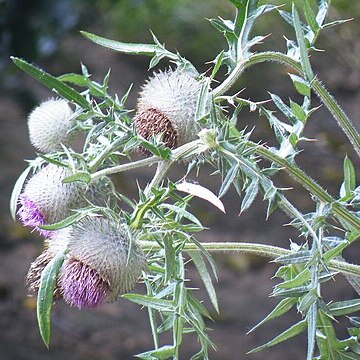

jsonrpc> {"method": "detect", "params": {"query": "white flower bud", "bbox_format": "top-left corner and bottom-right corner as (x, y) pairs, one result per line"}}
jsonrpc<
(28, 98), (74, 153)
(136, 69), (202, 152)
(18, 164), (86, 236)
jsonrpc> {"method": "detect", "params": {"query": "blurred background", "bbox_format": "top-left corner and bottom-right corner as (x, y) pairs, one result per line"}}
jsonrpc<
(0, 0), (359, 359)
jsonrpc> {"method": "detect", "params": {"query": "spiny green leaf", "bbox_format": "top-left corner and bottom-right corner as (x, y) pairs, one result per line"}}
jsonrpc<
(37, 253), (65, 347)
(10, 164), (32, 220)
(195, 78), (211, 122)
(303, 0), (319, 34)
(57, 73), (89, 86)
(62, 171), (92, 184)
(163, 236), (175, 283)
(81, 31), (158, 56)
(11, 57), (89, 109)
(269, 92), (297, 125)
(39, 212), (85, 231)
(219, 164), (239, 198)
(344, 155), (356, 196)
(275, 250), (311, 265)
(329, 299), (360, 317)
(189, 251), (219, 313)
(123, 294), (174, 311)
(248, 297), (297, 333)
(135, 345), (176, 360)
(289, 74), (311, 98)
(248, 319), (307, 353)
(240, 178), (259, 214)
(160, 204), (202, 228)
(292, 5), (314, 81)
(187, 291), (213, 320)
(277, 268), (311, 289)
(290, 100), (307, 123)
(298, 288), (318, 314)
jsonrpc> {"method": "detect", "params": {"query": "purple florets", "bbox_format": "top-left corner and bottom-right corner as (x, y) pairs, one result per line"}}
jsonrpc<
(17, 194), (51, 237)
(59, 258), (110, 309)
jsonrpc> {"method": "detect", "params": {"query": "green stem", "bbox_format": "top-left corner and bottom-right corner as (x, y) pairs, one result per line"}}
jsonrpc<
(214, 51), (360, 159)
(144, 138), (206, 196)
(141, 241), (360, 277)
(88, 135), (130, 172)
(251, 143), (360, 232)
(144, 161), (172, 197)
(91, 155), (160, 180)
(311, 78), (360, 158)
(91, 138), (205, 181)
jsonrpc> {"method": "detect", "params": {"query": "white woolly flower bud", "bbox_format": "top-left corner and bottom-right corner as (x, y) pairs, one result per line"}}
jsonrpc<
(58, 217), (146, 309)
(18, 164), (85, 236)
(28, 98), (74, 153)
(136, 69), (202, 152)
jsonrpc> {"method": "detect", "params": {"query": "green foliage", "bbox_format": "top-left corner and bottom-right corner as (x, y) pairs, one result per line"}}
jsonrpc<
(11, 0), (360, 358)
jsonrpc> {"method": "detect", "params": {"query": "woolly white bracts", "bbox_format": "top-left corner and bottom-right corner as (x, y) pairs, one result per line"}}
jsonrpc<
(58, 217), (146, 309)
(28, 98), (74, 153)
(136, 69), (202, 151)
(18, 164), (85, 236)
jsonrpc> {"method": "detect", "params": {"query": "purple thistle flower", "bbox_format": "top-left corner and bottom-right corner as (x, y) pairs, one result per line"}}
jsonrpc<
(17, 194), (51, 237)
(59, 257), (109, 309)
(17, 164), (86, 235)
(25, 230), (70, 299)
(57, 217), (146, 309)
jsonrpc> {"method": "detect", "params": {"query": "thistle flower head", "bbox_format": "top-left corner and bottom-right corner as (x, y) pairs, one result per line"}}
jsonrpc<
(18, 164), (85, 236)
(28, 98), (75, 153)
(136, 69), (202, 151)
(59, 217), (146, 309)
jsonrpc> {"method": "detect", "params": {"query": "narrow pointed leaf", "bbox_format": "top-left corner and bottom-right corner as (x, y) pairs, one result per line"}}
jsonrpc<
(278, 268), (311, 289)
(39, 212), (85, 231)
(304, 0), (319, 34)
(81, 31), (160, 56)
(10, 165), (32, 220)
(135, 345), (176, 360)
(37, 253), (65, 347)
(289, 74), (311, 98)
(344, 155), (356, 195)
(160, 204), (202, 228)
(62, 171), (91, 184)
(189, 251), (219, 313)
(240, 179), (259, 214)
(292, 5), (314, 81)
(123, 294), (174, 311)
(248, 297), (297, 333)
(329, 299), (360, 316)
(11, 57), (89, 109)
(248, 319), (307, 353)
(219, 164), (239, 198)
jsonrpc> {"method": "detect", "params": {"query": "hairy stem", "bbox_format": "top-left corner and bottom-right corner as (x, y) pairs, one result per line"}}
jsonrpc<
(91, 155), (160, 180)
(251, 143), (360, 232)
(214, 51), (360, 159)
(141, 241), (360, 277)
(91, 138), (204, 181)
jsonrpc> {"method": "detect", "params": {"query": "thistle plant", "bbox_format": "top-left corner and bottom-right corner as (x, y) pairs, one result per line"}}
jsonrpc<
(10, 0), (360, 358)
